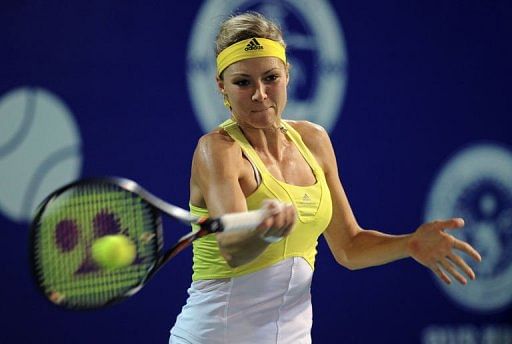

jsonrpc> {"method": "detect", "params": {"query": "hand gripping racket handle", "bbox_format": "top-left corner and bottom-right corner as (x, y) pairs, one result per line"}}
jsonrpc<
(217, 200), (288, 243)
(219, 209), (268, 232)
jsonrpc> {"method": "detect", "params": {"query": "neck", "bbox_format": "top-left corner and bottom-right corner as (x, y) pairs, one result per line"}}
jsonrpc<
(237, 121), (289, 160)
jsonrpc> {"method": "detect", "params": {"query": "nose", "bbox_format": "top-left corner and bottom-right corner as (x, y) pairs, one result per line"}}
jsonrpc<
(251, 82), (268, 102)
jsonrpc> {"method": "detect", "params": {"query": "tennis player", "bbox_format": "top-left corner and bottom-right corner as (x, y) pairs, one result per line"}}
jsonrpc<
(169, 11), (481, 344)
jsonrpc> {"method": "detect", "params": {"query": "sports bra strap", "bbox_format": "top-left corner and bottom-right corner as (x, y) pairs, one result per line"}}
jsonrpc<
(220, 119), (322, 179)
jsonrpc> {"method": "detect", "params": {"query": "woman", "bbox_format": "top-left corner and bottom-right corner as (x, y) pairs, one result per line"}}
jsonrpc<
(170, 11), (481, 344)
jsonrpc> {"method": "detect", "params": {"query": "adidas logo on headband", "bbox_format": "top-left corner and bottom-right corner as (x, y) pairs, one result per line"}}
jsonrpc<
(216, 37), (286, 76)
(245, 38), (264, 51)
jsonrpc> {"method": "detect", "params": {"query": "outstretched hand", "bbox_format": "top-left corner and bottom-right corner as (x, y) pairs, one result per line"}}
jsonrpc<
(407, 218), (482, 285)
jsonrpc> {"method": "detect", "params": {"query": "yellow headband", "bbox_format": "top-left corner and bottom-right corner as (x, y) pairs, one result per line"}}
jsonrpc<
(216, 37), (287, 77)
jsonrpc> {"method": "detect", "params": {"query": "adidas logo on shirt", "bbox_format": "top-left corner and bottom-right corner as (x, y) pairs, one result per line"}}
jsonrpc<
(244, 38), (264, 51)
(302, 193), (312, 202)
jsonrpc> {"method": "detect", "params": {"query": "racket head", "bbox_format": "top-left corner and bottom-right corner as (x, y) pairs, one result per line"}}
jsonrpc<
(29, 177), (163, 310)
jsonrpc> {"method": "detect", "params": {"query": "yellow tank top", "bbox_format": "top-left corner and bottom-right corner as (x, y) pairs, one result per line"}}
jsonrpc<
(190, 119), (332, 280)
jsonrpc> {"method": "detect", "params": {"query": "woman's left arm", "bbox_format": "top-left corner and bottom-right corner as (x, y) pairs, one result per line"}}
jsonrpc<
(296, 121), (481, 285)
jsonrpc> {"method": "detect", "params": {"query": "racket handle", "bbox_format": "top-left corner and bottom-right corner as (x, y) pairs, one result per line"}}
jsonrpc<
(220, 209), (267, 232)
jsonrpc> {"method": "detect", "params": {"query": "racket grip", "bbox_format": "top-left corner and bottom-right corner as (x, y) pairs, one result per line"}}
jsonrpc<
(220, 209), (267, 232)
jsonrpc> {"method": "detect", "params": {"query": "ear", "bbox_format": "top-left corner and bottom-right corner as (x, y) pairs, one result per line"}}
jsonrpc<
(216, 76), (225, 94)
(285, 63), (290, 86)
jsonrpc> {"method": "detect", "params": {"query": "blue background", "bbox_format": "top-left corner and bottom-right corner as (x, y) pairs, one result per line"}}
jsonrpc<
(1, 1), (511, 343)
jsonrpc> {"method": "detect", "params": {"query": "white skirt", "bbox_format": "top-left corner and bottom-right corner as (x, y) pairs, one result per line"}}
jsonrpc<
(170, 257), (313, 344)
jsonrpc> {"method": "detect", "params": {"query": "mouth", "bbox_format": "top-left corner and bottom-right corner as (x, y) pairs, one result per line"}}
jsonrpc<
(251, 107), (272, 113)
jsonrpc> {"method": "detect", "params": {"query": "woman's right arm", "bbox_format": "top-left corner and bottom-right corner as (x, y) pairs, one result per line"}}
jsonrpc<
(190, 131), (295, 267)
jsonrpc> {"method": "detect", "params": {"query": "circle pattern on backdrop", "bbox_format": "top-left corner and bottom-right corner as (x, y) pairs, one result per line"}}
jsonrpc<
(0, 87), (83, 223)
(425, 143), (512, 313)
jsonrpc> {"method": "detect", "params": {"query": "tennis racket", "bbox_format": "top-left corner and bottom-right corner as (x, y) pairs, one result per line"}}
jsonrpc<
(29, 177), (268, 310)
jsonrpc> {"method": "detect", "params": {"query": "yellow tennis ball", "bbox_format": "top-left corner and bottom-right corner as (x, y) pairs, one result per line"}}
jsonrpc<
(91, 235), (136, 270)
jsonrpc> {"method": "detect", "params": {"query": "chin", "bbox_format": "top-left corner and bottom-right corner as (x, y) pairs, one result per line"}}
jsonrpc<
(236, 109), (279, 128)
(253, 114), (278, 127)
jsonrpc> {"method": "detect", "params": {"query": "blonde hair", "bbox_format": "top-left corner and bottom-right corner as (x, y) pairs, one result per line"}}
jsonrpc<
(215, 12), (286, 58)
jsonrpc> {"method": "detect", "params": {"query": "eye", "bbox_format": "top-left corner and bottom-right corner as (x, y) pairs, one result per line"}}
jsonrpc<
(233, 79), (250, 87)
(264, 74), (280, 82)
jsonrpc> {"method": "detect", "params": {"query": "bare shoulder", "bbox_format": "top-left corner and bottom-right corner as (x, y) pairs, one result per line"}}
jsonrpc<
(190, 129), (248, 209)
(193, 128), (243, 174)
(285, 120), (336, 172)
(288, 118), (328, 134)
(196, 128), (236, 152)
(286, 120), (331, 151)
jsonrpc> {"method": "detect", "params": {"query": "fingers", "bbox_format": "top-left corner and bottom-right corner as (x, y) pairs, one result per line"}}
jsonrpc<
(430, 218), (482, 281)
(258, 200), (296, 242)
(435, 218), (481, 263)
(281, 203), (296, 236)
(435, 218), (465, 230)
(432, 264), (452, 285)
(432, 248), (479, 285)
(438, 258), (467, 285)
(262, 199), (284, 216)
(448, 253), (476, 281)
(453, 239), (482, 263)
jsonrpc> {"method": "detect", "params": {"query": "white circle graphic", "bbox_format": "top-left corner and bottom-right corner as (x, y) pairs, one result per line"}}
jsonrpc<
(186, 0), (347, 133)
(0, 87), (82, 223)
(425, 143), (512, 312)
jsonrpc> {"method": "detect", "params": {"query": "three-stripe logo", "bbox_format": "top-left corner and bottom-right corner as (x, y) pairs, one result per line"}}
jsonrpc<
(244, 38), (264, 51)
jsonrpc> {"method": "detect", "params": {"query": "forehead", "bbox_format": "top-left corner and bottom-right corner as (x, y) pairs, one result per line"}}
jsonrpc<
(224, 57), (286, 76)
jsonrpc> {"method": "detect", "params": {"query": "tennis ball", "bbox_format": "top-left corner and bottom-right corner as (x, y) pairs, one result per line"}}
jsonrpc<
(91, 235), (136, 270)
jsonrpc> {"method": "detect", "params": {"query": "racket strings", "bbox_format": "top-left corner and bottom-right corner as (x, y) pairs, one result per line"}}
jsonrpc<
(33, 182), (161, 309)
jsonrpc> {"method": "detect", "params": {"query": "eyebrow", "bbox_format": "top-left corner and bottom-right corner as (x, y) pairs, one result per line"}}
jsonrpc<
(229, 68), (280, 77)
